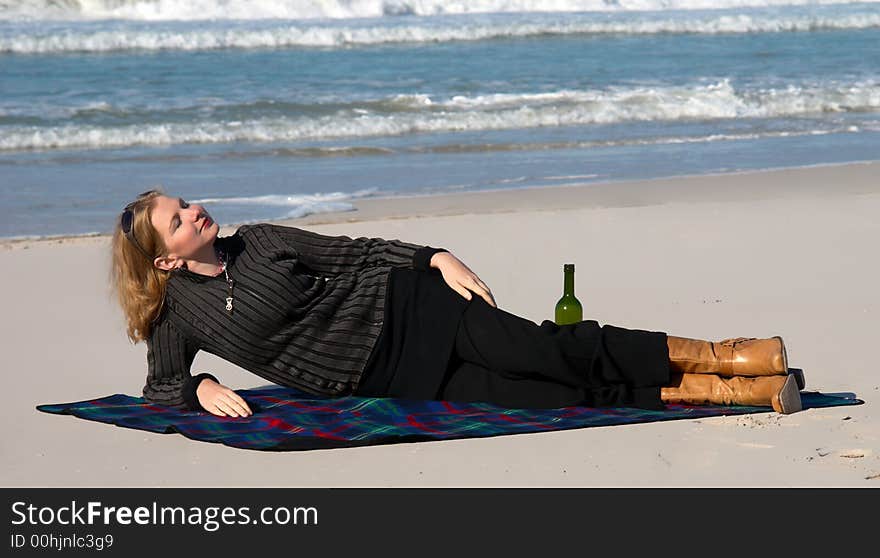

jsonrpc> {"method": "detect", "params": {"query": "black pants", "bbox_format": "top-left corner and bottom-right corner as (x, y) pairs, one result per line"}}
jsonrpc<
(438, 296), (671, 410)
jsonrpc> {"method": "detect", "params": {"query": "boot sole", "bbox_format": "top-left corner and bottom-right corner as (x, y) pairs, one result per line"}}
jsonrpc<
(773, 335), (805, 390)
(771, 374), (802, 415)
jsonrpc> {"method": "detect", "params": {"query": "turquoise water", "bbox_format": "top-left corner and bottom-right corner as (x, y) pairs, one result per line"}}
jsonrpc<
(1, 1), (879, 238)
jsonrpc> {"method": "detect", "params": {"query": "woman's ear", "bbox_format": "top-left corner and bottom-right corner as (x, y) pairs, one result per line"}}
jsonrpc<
(153, 254), (181, 272)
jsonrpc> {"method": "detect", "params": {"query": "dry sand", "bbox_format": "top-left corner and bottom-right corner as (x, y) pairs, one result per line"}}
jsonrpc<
(2, 161), (877, 487)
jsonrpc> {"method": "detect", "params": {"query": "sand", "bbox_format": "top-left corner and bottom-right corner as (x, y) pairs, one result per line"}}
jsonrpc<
(2, 161), (878, 487)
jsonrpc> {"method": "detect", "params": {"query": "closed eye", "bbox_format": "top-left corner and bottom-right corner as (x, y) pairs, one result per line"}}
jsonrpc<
(171, 197), (190, 232)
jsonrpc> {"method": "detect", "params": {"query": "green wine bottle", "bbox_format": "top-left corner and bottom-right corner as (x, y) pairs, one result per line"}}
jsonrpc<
(555, 263), (583, 325)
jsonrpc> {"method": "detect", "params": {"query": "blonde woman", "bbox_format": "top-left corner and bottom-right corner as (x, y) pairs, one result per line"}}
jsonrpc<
(110, 189), (803, 419)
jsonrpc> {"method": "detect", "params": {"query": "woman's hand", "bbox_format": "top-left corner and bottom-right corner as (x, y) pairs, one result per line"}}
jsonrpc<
(430, 252), (497, 308)
(197, 379), (252, 417)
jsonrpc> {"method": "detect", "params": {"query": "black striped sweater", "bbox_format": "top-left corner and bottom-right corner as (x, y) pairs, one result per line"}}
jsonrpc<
(142, 223), (446, 411)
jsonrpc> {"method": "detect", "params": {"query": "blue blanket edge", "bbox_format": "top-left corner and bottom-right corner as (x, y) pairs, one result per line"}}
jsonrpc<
(35, 389), (864, 452)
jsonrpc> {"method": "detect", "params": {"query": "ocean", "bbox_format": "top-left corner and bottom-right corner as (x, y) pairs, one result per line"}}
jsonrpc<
(1, 0), (878, 239)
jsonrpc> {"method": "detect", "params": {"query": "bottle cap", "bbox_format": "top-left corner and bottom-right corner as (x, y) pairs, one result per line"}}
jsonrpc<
(564, 263), (574, 272)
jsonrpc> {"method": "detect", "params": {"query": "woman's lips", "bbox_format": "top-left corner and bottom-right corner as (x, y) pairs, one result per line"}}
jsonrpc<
(201, 216), (212, 232)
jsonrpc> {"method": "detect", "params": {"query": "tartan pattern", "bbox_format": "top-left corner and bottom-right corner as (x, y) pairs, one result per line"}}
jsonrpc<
(36, 386), (862, 452)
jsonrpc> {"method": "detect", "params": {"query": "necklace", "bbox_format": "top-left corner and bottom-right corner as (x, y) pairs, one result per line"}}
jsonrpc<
(216, 245), (234, 315)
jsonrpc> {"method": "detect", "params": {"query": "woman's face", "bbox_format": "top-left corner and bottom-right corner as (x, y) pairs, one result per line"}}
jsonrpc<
(149, 194), (218, 269)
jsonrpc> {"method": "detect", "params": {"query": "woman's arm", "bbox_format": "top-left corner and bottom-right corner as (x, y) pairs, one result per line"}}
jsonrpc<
(143, 318), (202, 410)
(261, 223), (494, 305)
(262, 223), (446, 275)
(144, 318), (251, 417)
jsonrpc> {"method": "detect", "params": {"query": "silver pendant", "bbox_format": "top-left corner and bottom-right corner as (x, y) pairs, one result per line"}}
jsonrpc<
(226, 297), (234, 312)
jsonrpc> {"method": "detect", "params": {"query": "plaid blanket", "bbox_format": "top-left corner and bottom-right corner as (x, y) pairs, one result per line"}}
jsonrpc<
(36, 385), (862, 451)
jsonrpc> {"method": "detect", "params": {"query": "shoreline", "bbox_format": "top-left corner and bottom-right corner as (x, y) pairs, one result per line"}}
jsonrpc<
(3, 159), (877, 251)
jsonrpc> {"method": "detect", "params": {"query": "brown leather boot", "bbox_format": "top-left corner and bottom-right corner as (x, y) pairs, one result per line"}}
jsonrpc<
(666, 335), (803, 388)
(660, 373), (802, 414)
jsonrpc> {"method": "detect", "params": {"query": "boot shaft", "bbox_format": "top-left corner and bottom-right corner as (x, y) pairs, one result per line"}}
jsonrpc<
(666, 335), (789, 377)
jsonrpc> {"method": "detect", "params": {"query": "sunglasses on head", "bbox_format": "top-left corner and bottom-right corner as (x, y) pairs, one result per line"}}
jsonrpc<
(120, 189), (160, 261)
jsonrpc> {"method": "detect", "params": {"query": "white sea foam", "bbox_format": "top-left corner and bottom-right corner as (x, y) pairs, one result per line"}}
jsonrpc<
(1, 1), (876, 22)
(190, 188), (379, 219)
(3, 11), (879, 53)
(2, 80), (877, 151)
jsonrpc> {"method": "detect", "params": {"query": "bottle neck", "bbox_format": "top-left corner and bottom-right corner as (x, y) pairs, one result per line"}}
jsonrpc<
(563, 270), (575, 296)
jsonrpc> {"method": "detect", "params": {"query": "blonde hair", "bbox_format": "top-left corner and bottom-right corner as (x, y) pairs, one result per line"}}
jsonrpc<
(109, 188), (171, 343)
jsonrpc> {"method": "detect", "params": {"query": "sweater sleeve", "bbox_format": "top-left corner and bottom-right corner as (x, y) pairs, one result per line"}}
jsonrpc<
(264, 223), (447, 274)
(143, 316), (213, 412)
